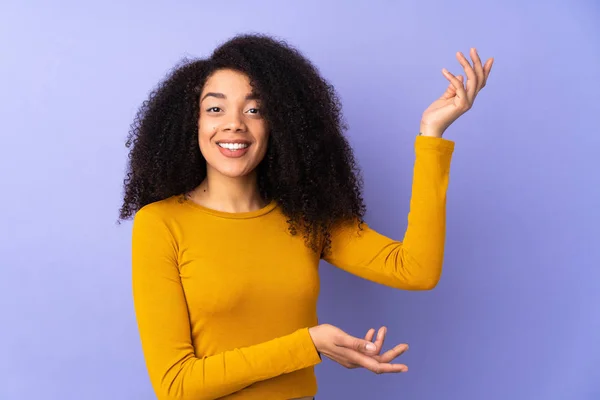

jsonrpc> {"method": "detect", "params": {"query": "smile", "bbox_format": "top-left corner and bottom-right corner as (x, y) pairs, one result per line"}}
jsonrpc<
(216, 141), (252, 159)
(217, 142), (250, 150)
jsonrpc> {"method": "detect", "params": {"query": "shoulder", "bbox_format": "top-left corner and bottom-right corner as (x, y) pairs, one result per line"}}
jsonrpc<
(139, 194), (185, 214)
(134, 195), (186, 227)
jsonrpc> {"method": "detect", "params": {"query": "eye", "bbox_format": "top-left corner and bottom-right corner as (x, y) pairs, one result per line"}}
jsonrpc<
(206, 107), (221, 113)
(247, 108), (260, 114)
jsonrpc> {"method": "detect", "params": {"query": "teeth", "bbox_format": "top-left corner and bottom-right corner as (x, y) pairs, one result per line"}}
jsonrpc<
(218, 142), (249, 150)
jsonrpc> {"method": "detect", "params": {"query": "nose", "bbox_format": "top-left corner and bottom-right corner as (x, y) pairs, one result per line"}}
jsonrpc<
(223, 111), (247, 132)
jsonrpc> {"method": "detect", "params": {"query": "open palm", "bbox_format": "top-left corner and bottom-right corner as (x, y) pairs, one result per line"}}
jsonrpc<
(420, 48), (494, 137)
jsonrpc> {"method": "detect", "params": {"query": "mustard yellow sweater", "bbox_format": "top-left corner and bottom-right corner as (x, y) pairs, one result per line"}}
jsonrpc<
(131, 135), (454, 400)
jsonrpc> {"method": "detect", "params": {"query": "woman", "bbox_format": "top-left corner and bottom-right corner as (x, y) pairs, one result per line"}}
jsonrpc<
(119, 34), (493, 400)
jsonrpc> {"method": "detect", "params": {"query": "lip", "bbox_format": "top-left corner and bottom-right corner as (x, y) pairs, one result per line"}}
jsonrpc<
(216, 139), (252, 145)
(216, 140), (251, 158)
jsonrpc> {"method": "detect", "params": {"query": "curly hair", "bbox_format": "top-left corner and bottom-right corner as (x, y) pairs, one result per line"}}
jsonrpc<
(119, 33), (366, 253)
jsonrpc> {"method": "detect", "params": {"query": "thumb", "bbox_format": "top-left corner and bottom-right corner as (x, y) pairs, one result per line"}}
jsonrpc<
(343, 335), (378, 354)
(442, 74), (464, 99)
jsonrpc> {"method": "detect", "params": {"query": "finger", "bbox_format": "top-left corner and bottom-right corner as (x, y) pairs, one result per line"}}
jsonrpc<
(373, 327), (386, 355)
(371, 362), (408, 374)
(375, 343), (409, 363)
(469, 48), (485, 93)
(338, 333), (378, 355)
(364, 328), (375, 343)
(481, 58), (494, 89)
(455, 51), (477, 102)
(441, 74), (464, 99)
(442, 69), (468, 105)
(356, 354), (408, 374)
(339, 347), (408, 374)
(450, 74), (464, 86)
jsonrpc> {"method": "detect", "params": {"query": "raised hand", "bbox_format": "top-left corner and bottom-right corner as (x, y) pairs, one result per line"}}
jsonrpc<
(420, 47), (494, 137)
(308, 324), (408, 374)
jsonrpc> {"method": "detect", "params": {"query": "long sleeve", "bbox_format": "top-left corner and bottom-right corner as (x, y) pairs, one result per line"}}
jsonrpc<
(131, 208), (322, 400)
(323, 135), (455, 290)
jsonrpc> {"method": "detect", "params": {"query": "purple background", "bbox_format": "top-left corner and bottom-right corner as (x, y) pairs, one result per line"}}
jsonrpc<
(1, 1), (599, 399)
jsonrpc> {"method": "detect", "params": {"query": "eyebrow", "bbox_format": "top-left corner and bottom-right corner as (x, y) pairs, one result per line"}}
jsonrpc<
(201, 92), (260, 102)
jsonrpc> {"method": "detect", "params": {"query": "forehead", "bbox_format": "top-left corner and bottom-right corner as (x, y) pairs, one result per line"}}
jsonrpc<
(202, 69), (254, 94)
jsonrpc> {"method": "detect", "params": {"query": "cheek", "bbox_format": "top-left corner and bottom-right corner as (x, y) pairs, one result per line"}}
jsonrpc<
(198, 124), (217, 153)
(255, 122), (269, 145)
(255, 130), (269, 158)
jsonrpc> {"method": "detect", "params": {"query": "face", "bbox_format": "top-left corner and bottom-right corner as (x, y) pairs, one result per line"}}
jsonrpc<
(198, 69), (269, 180)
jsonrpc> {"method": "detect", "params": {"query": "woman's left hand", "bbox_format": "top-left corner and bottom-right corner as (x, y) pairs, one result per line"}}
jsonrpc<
(419, 47), (494, 138)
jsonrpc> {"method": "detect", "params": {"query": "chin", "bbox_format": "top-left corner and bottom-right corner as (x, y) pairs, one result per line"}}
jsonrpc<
(217, 168), (255, 179)
(207, 162), (258, 179)
(203, 147), (265, 180)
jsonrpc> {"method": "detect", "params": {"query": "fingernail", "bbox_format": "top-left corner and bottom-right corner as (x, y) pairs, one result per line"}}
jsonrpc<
(366, 343), (376, 351)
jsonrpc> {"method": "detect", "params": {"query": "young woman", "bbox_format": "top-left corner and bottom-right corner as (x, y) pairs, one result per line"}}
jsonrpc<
(119, 34), (493, 400)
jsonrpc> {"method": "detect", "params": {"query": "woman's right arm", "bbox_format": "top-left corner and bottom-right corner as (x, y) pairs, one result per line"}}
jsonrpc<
(131, 208), (322, 400)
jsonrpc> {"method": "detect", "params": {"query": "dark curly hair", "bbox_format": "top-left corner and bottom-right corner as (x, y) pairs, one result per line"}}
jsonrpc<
(118, 33), (366, 253)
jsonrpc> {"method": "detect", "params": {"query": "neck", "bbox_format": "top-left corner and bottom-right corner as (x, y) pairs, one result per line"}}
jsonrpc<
(190, 169), (266, 213)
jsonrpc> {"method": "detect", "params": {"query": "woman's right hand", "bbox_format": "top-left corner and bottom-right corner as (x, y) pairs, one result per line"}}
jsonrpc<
(308, 324), (408, 374)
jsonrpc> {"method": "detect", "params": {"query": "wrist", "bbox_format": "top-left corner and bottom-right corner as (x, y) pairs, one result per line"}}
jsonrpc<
(308, 325), (322, 351)
(419, 123), (445, 138)
(309, 328), (323, 360)
(308, 326), (318, 345)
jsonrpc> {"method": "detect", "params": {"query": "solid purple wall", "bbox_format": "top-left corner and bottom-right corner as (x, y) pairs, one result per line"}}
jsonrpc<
(1, 0), (598, 399)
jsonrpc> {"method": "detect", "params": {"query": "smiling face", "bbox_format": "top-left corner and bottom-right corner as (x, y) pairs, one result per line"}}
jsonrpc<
(198, 69), (269, 180)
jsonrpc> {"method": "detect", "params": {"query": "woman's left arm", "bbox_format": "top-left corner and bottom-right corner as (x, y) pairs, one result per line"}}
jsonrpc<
(323, 135), (454, 290)
(323, 47), (493, 290)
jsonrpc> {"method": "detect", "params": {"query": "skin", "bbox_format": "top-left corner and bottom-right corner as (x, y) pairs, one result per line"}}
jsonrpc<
(189, 49), (494, 375)
(420, 48), (494, 137)
(190, 68), (269, 213)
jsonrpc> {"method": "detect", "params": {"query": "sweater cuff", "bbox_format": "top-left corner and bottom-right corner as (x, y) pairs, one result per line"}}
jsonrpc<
(291, 328), (322, 367)
(415, 134), (455, 153)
